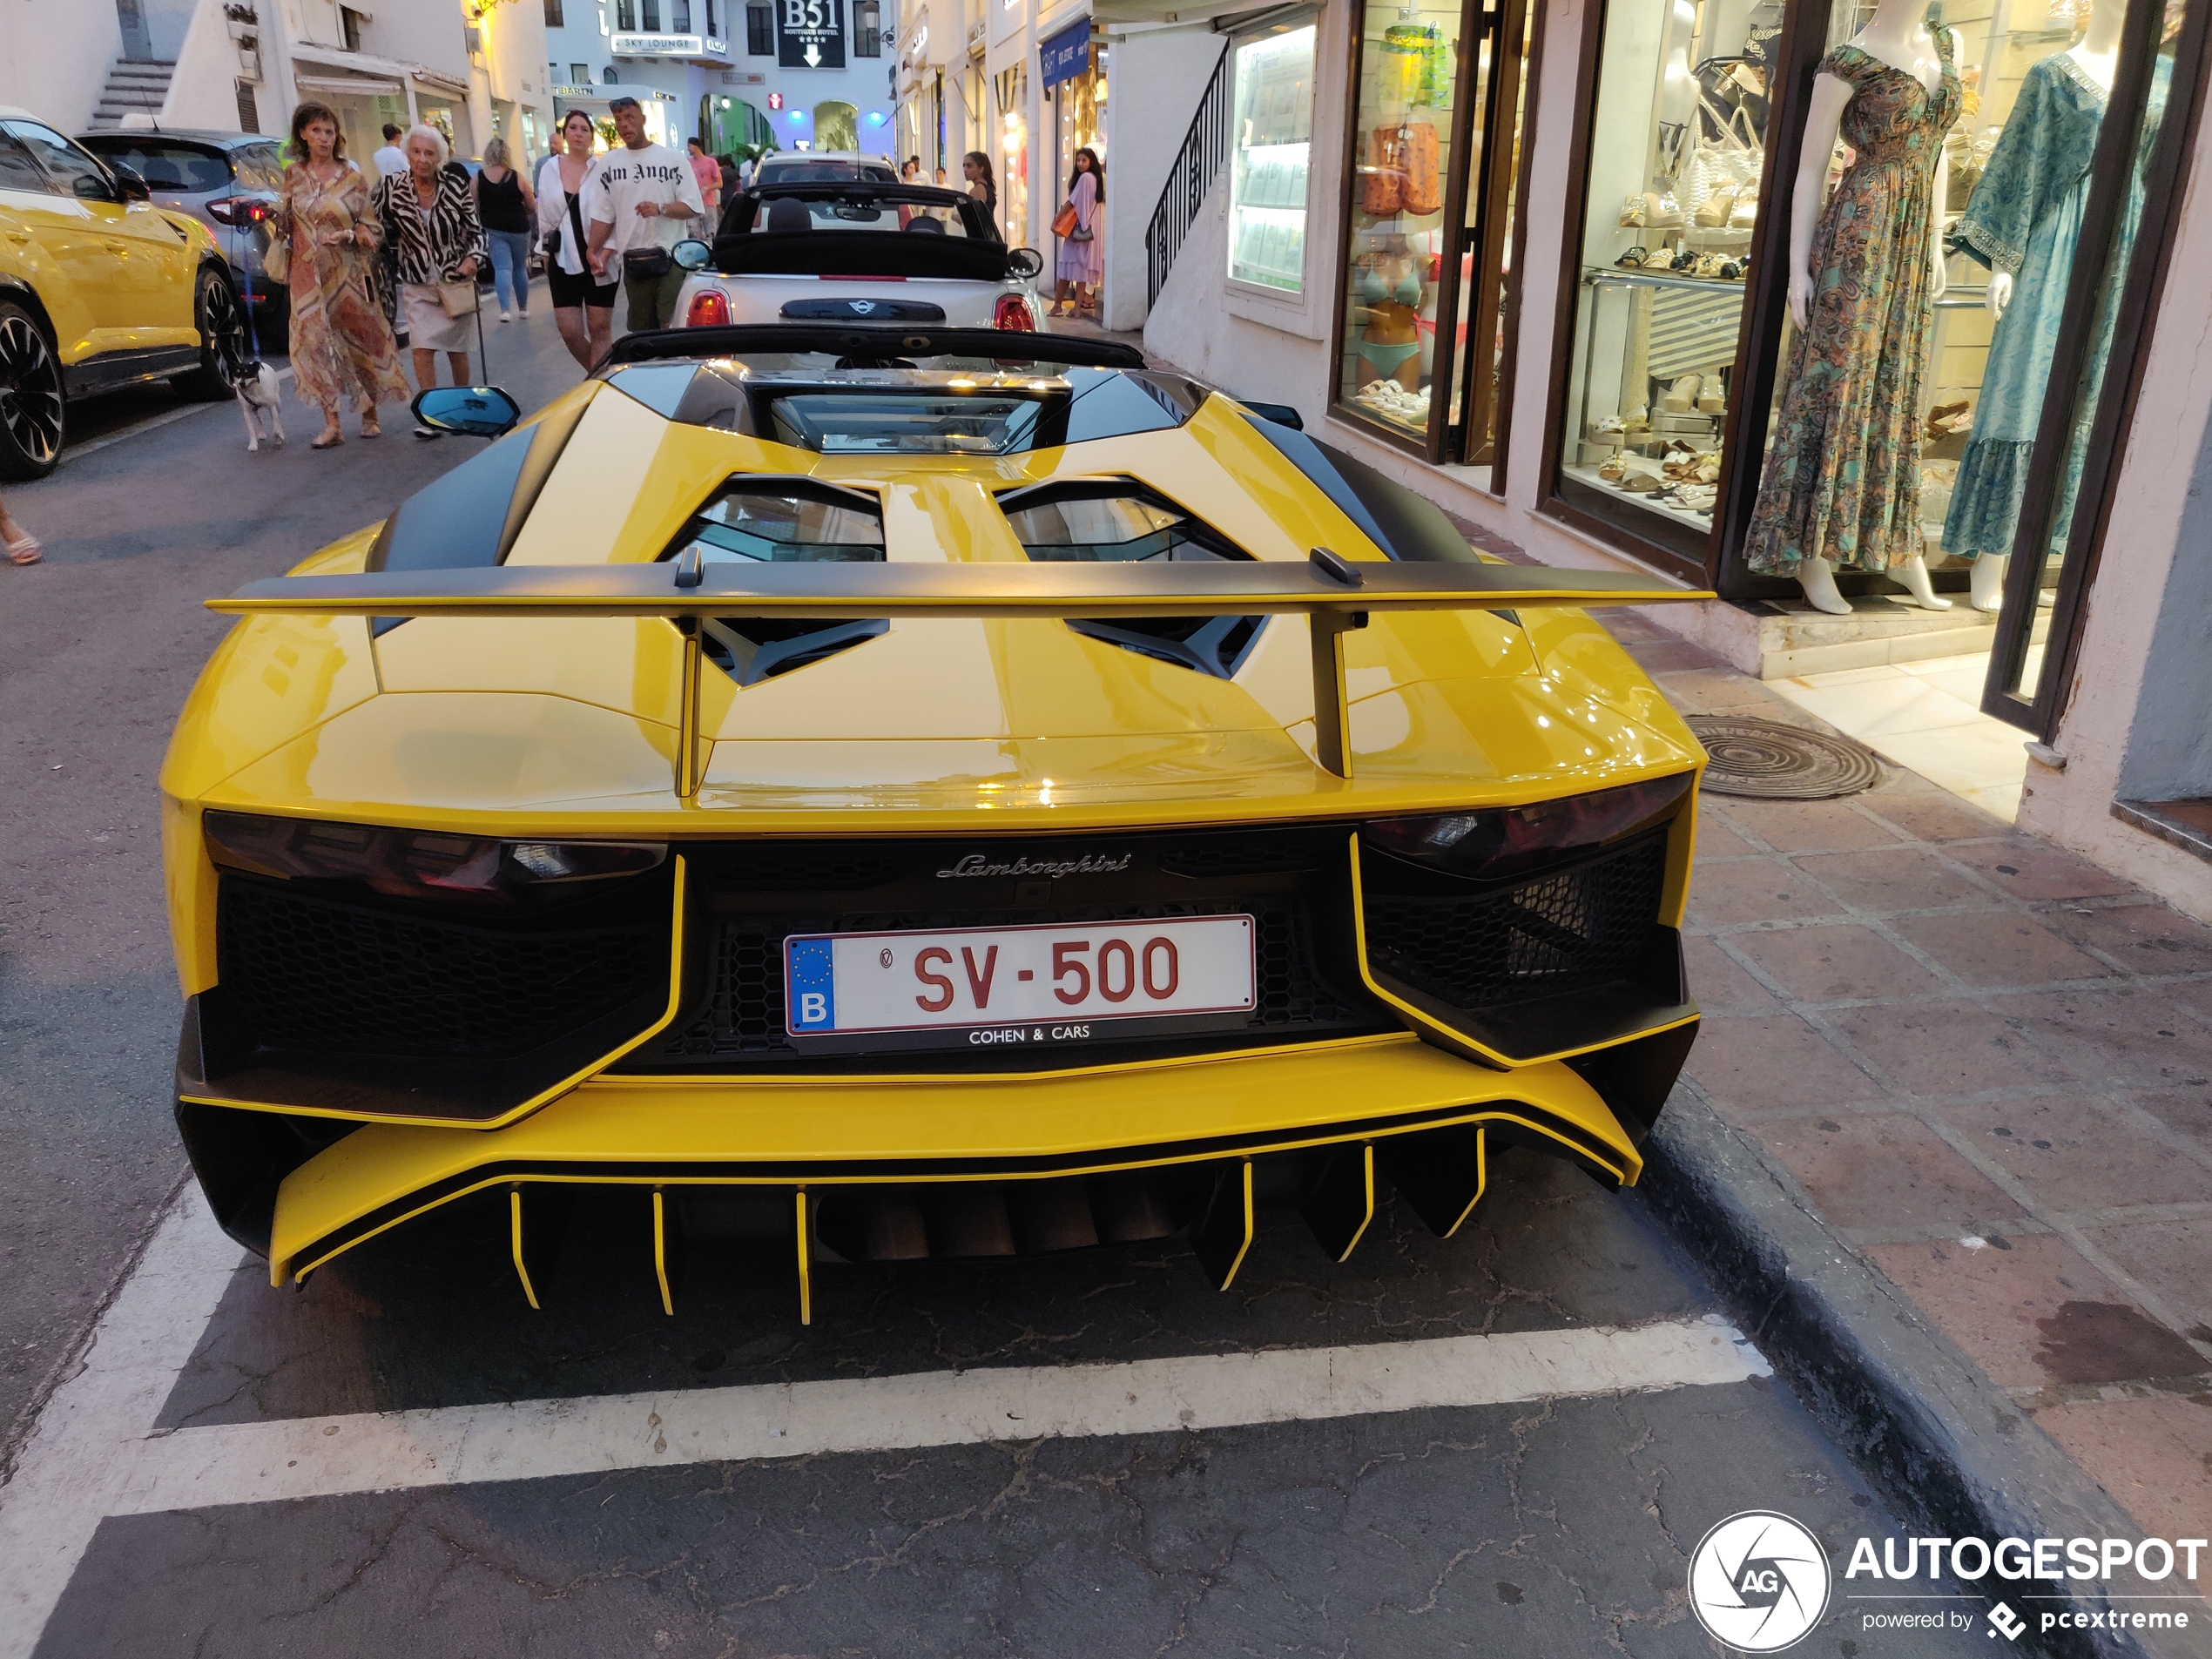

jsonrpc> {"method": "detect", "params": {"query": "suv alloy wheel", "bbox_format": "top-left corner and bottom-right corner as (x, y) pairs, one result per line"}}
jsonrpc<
(172, 264), (246, 401)
(0, 300), (64, 480)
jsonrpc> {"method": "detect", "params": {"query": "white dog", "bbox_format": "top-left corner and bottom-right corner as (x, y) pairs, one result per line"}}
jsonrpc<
(229, 358), (285, 452)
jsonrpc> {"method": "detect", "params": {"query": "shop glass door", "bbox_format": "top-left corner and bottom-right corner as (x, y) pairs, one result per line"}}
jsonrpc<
(1445, 0), (1529, 474)
(1334, 0), (1528, 457)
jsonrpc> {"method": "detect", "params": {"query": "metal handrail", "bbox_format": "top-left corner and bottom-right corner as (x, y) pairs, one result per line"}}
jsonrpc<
(1144, 44), (1232, 311)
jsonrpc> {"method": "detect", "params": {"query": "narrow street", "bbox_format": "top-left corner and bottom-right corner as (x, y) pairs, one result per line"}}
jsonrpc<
(0, 317), (1993, 1656)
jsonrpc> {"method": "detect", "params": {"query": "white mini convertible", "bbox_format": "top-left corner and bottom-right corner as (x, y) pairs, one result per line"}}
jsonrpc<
(671, 182), (1048, 334)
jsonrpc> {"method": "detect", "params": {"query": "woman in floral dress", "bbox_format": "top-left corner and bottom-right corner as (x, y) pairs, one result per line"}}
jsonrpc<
(1745, 27), (1960, 577)
(272, 100), (408, 449)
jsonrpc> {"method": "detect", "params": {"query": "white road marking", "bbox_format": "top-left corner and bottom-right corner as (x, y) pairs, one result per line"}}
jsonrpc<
(118, 1316), (1766, 1515)
(0, 1184), (1770, 1658)
(0, 1188), (241, 1659)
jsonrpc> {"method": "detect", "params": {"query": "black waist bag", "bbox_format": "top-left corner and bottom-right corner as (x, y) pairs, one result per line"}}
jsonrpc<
(624, 246), (674, 279)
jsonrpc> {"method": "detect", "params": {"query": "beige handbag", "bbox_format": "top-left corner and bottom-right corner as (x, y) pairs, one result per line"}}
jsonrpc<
(436, 276), (479, 318)
(262, 225), (290, 286)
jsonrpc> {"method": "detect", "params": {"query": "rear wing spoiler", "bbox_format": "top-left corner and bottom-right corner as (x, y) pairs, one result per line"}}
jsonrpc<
(210, 550), (1711, 784)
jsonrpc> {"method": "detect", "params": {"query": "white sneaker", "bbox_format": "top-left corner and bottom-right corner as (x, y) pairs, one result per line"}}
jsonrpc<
(499, 309), (512, 323)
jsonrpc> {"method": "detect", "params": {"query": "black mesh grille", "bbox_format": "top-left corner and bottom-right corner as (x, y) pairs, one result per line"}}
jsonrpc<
(656, 897), (1359, 1063)
(1364, 833), (1669, 1011)
(217, 878), (667, 1059)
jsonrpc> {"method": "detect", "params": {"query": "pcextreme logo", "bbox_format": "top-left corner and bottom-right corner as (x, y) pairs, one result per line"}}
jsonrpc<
(1688, 1511), (1832, 1652)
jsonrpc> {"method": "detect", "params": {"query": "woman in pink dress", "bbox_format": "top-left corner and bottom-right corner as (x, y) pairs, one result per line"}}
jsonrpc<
(1052, 148), (1103, 318)
(271, 101), (408, 449)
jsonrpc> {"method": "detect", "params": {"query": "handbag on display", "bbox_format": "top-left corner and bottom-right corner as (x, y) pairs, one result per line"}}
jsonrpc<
(1361, 126), (1405, 216)
(1399, 121), (1441, 216)
(436, 276), (479, 318)
(1052, 201), (1080, 238)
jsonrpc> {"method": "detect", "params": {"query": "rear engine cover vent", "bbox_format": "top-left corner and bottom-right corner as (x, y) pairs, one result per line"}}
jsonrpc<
(998, 479), (1266, 679)
(661, 477), (889, 685)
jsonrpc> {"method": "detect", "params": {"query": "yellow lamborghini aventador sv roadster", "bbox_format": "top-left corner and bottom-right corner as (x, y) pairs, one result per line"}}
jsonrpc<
(165, 326), (1710, 1317)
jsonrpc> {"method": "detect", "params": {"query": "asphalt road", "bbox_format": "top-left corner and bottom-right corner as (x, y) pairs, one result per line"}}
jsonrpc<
(0, 301), (1994, 1656)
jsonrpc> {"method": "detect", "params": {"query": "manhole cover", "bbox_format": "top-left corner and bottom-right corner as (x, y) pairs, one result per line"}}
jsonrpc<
(1684, 715), (1882, 799)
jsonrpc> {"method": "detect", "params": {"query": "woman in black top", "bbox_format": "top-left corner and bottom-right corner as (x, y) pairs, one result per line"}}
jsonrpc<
(473, 136), (535, 321)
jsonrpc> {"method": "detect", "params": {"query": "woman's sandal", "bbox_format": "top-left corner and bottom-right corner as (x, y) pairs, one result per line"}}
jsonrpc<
(311, 429), (345, 450)
(360, 418), (381, 439)
(5, 532), (40, 566)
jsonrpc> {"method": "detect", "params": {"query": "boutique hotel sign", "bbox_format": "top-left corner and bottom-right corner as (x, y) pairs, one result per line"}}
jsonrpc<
(610, 32), (732, 58)
(776, 0), (847, 68)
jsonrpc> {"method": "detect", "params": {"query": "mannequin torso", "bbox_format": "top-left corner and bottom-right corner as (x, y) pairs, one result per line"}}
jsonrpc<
(1989, 0), (2121, 322)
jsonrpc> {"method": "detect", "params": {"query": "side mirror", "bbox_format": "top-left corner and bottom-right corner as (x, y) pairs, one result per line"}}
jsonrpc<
(671, 238), (711, 271)
(110, 163), (152, 202)
(1244, 401), (1305, 431)
(71, 172), (116, 202)
(1005, 246), (1042, 280)
(411, 385), (522, 438)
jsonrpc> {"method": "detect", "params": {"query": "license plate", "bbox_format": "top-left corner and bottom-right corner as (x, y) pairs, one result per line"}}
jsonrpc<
(785, 915), (1256, 1038)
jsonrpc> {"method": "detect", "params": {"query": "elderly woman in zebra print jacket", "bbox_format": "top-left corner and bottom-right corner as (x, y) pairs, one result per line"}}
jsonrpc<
(371, 124), (489, 436)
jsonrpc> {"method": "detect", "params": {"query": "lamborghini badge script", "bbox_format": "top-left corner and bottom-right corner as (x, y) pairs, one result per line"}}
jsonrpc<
(936, 853), (1133, 879)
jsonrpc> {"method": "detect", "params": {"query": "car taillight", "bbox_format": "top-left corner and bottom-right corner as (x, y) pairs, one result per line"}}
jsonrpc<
(203, 812), (667, 905)
(1363, 774), (1691, 881)
(686, 289), (730, 327)
(206, 196), (269, 226)
(993, 293), (1036, 331)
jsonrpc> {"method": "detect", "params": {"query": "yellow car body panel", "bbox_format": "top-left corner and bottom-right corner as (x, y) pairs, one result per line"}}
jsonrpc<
(268, 1040), (1642, 1284)
(164, 341), (1710, 1304)
(0, 158), (210, 362)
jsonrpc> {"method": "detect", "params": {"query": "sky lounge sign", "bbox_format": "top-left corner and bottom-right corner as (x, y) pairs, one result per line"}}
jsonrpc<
(610, 32), (730, 58)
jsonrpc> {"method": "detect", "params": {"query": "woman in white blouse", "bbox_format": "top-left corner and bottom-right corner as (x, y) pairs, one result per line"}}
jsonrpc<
(536, 110), (618, 370)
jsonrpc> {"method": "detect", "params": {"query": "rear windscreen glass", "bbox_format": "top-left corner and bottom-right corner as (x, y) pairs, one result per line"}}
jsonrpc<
(80, 140), (231, 191)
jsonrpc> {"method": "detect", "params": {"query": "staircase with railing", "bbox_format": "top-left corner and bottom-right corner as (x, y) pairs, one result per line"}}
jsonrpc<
(1143, 44), (1231, 310)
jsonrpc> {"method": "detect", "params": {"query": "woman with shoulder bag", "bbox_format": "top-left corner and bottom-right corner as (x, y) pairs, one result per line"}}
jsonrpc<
(270, 100), (407, 449)
(1051, 147), (1103, 319)
(537, 111), (618, 369)
(372, 124), (488, 435)
(473, 136), (536, 322)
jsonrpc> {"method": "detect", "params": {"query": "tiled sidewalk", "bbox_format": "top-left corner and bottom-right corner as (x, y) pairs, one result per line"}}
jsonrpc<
(1603, 610), (2212, 1542)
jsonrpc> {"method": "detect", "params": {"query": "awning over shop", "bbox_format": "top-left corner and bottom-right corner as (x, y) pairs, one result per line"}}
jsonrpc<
(1039, 16), (1094, 89)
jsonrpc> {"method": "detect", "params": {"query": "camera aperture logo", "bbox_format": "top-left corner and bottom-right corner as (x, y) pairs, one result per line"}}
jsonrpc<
(1689, 1511), (1832, 1652)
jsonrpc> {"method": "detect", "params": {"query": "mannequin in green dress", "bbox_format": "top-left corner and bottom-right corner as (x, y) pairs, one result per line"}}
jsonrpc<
(1750, 0), (1958, 614)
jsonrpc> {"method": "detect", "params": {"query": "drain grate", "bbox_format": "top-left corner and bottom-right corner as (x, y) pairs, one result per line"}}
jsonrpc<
(1684, 715), (1882, 799)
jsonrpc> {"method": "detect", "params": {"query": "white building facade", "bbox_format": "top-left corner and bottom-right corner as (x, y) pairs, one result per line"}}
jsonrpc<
(1, 0), (553, 164)
(540, 0), (896, 164)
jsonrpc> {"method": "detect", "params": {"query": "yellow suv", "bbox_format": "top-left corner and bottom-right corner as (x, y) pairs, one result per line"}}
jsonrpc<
(0, 106), (242, 479)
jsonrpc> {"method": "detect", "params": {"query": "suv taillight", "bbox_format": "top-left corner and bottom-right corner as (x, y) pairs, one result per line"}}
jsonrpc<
(206, 196), (270, 226)
(993, 293), (1036, 331)
(686, 289), (730, 327)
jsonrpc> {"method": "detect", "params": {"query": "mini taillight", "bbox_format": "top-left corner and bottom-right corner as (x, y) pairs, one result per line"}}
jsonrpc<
(993, 293), (1036, 331)
(206, 196), (270, 226)
(1363, 774), (1692, 881)
(686, 288), (731, 327)
(203, 812), (666, 904)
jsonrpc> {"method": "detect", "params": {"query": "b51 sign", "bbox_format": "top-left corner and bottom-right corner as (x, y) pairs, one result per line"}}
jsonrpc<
(777, 0), (846, 69)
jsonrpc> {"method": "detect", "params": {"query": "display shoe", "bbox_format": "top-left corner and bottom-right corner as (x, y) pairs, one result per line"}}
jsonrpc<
(1641, 246), (1676, 269)
(1924, 398), (1971, 438)
(1661, 374), (1700, 414)
(1598, 457), (1627, 482)
(1671, 246), (1702, 272)
(1615, 246), (1649, 268)
(1696, 374), (1727, 413)
(1623, 405), (1650, 432)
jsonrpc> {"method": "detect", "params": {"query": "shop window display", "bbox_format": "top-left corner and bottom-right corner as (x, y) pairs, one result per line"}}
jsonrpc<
(1337, 0), (1463, 439)
(1557, 0), (1777, 540)
(1737, 0), (2145, 622)
(1229, 23), (1317, 293)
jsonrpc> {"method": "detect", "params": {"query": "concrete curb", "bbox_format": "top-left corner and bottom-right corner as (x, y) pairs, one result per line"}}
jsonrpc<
(1634, 1082), (2201, 1659)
